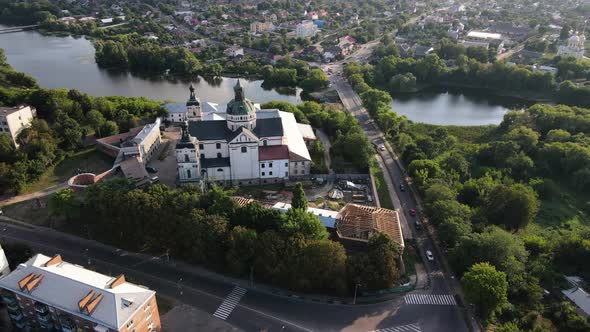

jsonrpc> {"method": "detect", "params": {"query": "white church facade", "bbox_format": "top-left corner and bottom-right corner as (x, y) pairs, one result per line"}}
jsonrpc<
(558, 33), (586, 60)
(173, 82), (314, 185)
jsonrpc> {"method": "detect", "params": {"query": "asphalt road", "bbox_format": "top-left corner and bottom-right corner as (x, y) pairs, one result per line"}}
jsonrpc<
(0, 216), (468, 332)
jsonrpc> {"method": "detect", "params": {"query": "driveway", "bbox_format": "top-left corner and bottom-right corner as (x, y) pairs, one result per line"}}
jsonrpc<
(147, 130), (181, 187)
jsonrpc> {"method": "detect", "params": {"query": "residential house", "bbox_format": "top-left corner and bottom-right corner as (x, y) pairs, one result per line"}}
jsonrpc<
(0, 105), (36, 148)
(489, 23), (532, 39)
(250, 21), (274, 33)
(562, 276), (590, 317)
(0, 254), (161, 331)
(296, 20), (319, 38)
(336, 204), (404, 251)
(413, 45), (434, 57)
(224, 45), (244, 58)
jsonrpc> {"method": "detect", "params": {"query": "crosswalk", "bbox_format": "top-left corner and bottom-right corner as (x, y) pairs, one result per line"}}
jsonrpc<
(368, 323), (421, 332)
(404, 293), (457, 306)
(213, 286), (247, 320)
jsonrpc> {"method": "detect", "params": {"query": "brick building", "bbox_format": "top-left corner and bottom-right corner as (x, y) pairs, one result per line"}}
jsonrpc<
(0, 254), (161, 332)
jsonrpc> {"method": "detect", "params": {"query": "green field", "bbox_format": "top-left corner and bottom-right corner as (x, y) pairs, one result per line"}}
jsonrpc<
(24, 148), (114, 194)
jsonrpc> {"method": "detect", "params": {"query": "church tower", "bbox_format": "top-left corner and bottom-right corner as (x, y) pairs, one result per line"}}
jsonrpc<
(226, 80), (257, 131)
(176, 122), (201, 184)
(186, 84), (202, 121)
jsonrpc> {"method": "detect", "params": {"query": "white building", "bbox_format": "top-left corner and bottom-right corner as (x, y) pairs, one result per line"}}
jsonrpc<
(558, 34), (586, 60)
(120, 118), (161, 164)
(0, 244), (9, 277)
(224, 45), (244, 58)
(0, 105), (36, 148)
(466, 31), (503, 42)
(175, 82), (313, 185)
(296, 20), (318, 38)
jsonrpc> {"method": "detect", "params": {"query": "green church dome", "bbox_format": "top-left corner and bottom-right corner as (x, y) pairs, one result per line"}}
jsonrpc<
(226, 80), (256, 116)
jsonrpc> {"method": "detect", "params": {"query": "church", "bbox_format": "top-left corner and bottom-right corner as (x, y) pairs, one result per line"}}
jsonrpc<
(557, 33), (587, 60)
(173, 81), (314, 186)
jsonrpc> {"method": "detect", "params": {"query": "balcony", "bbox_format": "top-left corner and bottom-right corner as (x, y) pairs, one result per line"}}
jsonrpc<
(34, 302), (49, 314)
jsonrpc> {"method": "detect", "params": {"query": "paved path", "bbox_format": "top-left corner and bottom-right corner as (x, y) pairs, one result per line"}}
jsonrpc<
(0, 182), (68, 207)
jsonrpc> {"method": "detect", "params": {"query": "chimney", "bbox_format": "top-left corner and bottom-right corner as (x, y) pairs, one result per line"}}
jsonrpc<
(108, 274), (126, 289)
(43, 254), (62, 267)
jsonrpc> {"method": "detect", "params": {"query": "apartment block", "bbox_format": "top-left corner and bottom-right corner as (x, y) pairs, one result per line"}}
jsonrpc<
(0, 254), (161, 332)
(0, 105), (36, 148)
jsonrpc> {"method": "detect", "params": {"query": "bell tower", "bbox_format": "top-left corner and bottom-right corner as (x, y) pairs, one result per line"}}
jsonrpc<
(186, 84), (202, 121)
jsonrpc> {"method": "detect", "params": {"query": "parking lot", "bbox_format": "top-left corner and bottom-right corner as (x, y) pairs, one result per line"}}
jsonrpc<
(146, 130), (180, 187)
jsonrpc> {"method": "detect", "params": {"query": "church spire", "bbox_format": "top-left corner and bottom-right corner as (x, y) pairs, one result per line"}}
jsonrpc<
(189, 84), (196, 101)
(234, 79), (244, 101)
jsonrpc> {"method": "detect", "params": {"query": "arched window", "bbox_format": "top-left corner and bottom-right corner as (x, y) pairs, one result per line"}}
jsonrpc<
(263, 140), (268, 146)
(216, 143), (221, 149)
(217, 168), (223, 172)
(184, 154), (189, 162)
(187, 169), (191, 178)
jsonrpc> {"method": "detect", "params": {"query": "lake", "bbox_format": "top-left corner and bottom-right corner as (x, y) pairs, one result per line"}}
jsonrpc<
(1, 27), (532, 125)
(391, 87), (533, 126)
(0, 27), (301, 104)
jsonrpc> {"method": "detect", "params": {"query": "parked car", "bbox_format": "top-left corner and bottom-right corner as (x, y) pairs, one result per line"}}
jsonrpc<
(146, 166), (158, 173)
(379, 145), (386, 151)
(414, 220), (422, 230)
(409, 208), (417, 217)
(151, 176), (160, 184)
(399, 184), (405, 192)
(426, 250), (434, 261)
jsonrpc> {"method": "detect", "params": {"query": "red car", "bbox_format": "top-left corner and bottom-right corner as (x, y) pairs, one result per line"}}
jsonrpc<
(409, 208), (417, 217)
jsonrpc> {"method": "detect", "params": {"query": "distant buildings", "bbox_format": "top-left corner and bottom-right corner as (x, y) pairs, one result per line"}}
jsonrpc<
(250, 21), (274, 34)
(0, 254), (161, 331)
(119, 119), (162, 164)
(562, 276), (590, 317)
(296, 20), (319, 38)
(558, 34), (586, 60)
(0, 105), (36, 148)
(224, 45), (244, 58)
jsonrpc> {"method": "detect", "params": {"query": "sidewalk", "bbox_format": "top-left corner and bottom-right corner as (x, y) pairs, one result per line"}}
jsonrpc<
(0, 182), (68, 207)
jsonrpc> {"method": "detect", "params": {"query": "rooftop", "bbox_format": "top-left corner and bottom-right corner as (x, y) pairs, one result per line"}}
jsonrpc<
(0, 105), (32, 117)
(467, 31), (503, 40)
(0, 254), (154, 330)
(279, 111), (311, 161)
(259, 145), (290, 161)
(336, 204), (404, 248)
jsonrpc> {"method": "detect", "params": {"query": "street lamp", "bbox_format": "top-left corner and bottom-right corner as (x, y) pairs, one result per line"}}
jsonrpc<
(177, 277), (183, 296)
(353, 282), (362, 304)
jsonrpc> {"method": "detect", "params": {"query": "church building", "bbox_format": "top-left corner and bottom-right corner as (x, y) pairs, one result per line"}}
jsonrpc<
(174, 81), (314, 185)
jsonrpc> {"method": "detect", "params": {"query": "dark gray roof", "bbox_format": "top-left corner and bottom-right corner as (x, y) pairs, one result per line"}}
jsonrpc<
(202, 157), (230, 168)
(187, 118), (283, 141)
(176, 142), (196, 149)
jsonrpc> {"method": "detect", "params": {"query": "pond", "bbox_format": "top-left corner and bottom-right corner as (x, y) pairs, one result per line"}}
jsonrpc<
(391, 87), (534, 126)
(0, 27), (301, 104)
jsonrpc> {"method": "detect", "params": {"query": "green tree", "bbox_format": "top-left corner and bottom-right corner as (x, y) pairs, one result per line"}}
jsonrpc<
(462, 262), (508, 321)
(483, 184), (539, 230)
(99, 121), (119, 137)
(281, 208), (328, 240)
(86, 110), (105, 137)
(225, 226), (257, 276)
(291, 182), (308, 210)
(49, 188), (79, 221)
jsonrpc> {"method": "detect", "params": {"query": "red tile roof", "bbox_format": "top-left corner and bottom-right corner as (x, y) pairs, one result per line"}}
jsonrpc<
(259, 145), (290, 161)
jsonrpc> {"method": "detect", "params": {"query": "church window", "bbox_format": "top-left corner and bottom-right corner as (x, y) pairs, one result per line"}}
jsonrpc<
(217, 153), (222, 158)
(200, 154), (204, 159)
(217, 168), (223, 172)
(301, 170), (305, 175)
(216, 143), (221, 149)
(262, 172), (265, 176)
(294, 170), (298, 174)
(184, 155), (189, 162)
(285, 162), (288, 167)
(269, 171), (273, 176)
(187, 170), (191, 178)
(263, 140), (268, 146)
(261, 163), (265, 168)
(285, 171), (288, 177)
(269, 163), (273, 168)
(199, 144), (204, 150)
(241, 147), (247, 153)
(294, 162), (298, 166)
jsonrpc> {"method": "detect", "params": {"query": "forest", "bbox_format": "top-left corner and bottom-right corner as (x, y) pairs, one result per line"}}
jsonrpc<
(346, 62), (590, 330)
(49, 181), (402, 295)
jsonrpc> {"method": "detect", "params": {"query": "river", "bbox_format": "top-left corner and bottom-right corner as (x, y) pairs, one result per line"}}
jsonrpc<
(0, 27), (301, 104)
(1, 27), (531, 125)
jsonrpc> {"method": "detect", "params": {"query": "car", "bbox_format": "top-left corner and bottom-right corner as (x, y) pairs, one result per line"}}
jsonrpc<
(379, 145), (386, 151)
(414, 220), (422, 230)
(426, 250), (434, 261)
(151, 176), (160, 183)
(409, 208), (417, 217)
(146, 166), (158, 173)
(399, 184), (405, 191)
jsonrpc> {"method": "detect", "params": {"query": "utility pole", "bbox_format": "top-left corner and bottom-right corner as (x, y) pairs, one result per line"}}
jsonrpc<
(353, 282), (361, 304)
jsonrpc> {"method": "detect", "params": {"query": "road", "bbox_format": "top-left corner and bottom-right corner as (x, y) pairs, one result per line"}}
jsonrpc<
(321, 41), (477, 331)
(1, 221), (469, 332)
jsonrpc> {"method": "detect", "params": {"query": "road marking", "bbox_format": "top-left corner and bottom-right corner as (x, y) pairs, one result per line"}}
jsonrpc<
(368, 322), (421, 332)
(404, 294), (456, 306)
(213, 286), (247, 320)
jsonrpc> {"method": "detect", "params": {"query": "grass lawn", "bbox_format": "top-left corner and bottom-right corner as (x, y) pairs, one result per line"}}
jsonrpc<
(532, 185), (590, 231)
(370, 161), (395, 210)
(3, 195), (56, 227)
(24, 148), (114, 194)
(156, 295), (177, 315)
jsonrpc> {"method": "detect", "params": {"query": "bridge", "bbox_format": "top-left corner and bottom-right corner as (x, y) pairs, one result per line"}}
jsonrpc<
(0, 25), (39, 34)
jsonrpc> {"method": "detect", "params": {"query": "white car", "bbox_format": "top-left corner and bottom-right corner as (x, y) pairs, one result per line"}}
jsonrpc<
(379, 145), (386, 151)
(426, 250), (434, 261)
